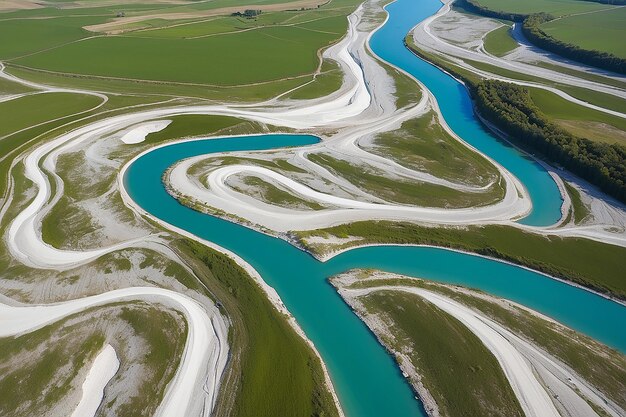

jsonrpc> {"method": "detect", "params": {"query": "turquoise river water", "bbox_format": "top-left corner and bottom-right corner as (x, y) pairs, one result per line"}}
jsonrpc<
(125, 0), (625, 416)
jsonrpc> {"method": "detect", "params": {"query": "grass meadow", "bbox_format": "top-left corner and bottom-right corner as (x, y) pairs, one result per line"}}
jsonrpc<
(359, 290), (524, 417)
(474, 0), (610, 16)
(540, 7), (626, 58)
(482, 25), (517, 57)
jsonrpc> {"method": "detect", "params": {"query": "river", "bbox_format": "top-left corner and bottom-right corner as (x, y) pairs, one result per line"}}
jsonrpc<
(125, 0), (624, 416)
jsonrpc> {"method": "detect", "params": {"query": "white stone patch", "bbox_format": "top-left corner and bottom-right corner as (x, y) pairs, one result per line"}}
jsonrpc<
(71, 344), (120, 417)
(120, 120), (172, 144)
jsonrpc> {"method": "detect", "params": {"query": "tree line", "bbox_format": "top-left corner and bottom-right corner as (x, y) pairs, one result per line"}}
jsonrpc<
(457, 0), (626, 74)
(472, 80), (626, 202)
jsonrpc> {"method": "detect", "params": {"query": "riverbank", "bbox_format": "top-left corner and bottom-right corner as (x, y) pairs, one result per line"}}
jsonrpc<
(331, 269), (625, 417)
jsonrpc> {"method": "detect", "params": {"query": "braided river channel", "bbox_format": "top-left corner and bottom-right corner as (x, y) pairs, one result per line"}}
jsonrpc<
(126, 0), (626, 415)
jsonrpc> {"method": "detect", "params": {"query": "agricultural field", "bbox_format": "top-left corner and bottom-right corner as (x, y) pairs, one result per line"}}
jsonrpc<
(0, 92), (102, 139)
(472, 0), (625, 56)
(540, 7), (626, 58)
(1, 0), (360, 99)
(13, 20), (343, 85)
(472, 0), (612, 17)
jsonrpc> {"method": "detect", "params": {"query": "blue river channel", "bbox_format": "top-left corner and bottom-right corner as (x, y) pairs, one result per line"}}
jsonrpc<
(125, 0), (623, 416)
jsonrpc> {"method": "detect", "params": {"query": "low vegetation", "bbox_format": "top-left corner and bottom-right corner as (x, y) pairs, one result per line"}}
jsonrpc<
(307, 152), (504, 208)
(113, 306), (187, 417)
(341, 273), (626, 411)
(563, 182), (590, 224)
(482, 25), (518, 57)
(176, 239), (340, 417)
(0, 325), (105, 416)
(356, 289), (524, 417)
(371, 111), (502, 187)
(527, 87), (626, 145)
(232, 176), (325, 210)
(0, 302), (187, 417)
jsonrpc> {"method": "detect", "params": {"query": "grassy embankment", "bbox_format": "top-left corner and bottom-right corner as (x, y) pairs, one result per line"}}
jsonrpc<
(371, 111), (502, 186)
(233, 176), (326, 210)
(175, 239), (340, 417)
(308, 152), (504, 208)
(346, 286), (524, 417)
(563, 181), (590, 224)
(296, 221), (626, 299)
(528, 87), (626, 146)
(468, 0), (614, 15)
(339, 272), (626, 412)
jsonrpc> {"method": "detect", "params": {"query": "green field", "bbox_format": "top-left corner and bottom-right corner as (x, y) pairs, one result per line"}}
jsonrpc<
(471, 0), (625, 56)
(6, 6), (354, 87)
(0, 77), (34, 95)
(483, 25), (518, 57)
(528, 87), (626, 145)
(0, 92), (102, 139)
(473, 0), (612, 16)
(355, 289), (523, 417)
(127, 13), (348, 39)
(540, 7), (626, 58)
(1, 0), (358, 100)
(0, 16), (105, 60)
(13, 25), (338, 85)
